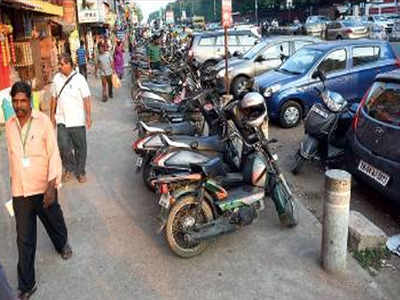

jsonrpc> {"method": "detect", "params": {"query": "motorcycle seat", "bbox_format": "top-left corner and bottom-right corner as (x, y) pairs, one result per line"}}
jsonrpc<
(156, 150), (221, 170)
(139, 121), (196, 136)
(190, 157), (225, 178)
(143, 100), (180, 113)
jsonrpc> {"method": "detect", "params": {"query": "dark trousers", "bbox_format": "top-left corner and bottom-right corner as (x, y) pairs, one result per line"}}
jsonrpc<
(101, 75), (113, 101)
(13, 193), (68, 293)
(0, 262), (15, 300)
(57, 124), (87, 176)
(79, 64), (87, 79)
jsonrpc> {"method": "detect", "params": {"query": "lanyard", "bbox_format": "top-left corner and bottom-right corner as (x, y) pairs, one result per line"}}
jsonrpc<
(19, 117), (33, 157)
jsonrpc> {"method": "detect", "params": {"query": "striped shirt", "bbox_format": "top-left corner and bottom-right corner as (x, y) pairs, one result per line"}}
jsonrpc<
(76, 47), (86, 66)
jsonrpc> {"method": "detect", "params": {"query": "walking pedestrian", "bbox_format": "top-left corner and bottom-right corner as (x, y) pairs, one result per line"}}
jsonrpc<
(113, 40), (125, 79)
(95, 43), (114, 102)
(5, 81), (72, 300)
(147, 35), (163, 70)
(76, 40), (88, 79)
(50, 53), (92, 183)
(0, 262), (16, 300)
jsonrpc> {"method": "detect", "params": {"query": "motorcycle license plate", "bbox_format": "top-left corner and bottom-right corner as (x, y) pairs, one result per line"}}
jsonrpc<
(159, 193), (170, 209)
(311, 106), (329, 119)
(136, 157), (143, 168)
(358, 160), (390, 187)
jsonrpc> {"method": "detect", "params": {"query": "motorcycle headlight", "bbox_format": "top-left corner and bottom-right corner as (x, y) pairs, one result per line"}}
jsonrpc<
(322, 92), (344, 112)
(263, 84), (281, 98)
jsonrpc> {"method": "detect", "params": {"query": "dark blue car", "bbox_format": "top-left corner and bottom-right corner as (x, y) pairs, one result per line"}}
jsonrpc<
(255, 39), (399, 128)
(346, 70), (400, 205)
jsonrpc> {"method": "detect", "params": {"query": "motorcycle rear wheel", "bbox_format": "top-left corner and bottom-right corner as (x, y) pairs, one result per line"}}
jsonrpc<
(165, 195), (213, 258)
(291, 152), (305, 175)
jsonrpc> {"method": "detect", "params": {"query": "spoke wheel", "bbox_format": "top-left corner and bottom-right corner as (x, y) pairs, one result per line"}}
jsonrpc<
(165, 195), (213, 258)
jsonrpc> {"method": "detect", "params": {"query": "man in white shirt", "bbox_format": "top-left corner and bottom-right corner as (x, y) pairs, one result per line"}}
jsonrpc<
(50, 54), (92, 183)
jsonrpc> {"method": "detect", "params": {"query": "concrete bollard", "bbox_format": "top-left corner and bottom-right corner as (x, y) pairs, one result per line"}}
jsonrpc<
(321, 169), (351, 275)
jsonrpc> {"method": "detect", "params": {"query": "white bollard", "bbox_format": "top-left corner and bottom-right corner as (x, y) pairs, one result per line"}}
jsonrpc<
(321, 169), (351, 275)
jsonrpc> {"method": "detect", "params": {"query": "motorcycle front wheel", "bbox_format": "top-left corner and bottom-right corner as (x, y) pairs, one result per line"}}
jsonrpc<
(273, 180), (299, 227)
(165, 195), (213, 258)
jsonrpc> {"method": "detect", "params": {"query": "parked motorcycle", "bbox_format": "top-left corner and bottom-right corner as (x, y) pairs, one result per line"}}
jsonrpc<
(291, 70), (356, 174)
(150, 93), (299, 258)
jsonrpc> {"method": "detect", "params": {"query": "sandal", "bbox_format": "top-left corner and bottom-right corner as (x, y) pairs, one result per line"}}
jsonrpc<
(60, 242), (73, 260)
(17, 283), (37, 300)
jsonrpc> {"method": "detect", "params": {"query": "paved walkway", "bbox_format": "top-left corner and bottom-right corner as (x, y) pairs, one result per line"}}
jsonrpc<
(0, 65), (393, 299)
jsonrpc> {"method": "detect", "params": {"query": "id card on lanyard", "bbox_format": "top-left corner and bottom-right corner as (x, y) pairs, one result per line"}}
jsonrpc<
(20, 118), (33, 168)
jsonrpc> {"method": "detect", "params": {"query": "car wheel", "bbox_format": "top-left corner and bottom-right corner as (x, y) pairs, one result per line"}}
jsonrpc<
(279, 100), (303, 128)
(232, 76), (250, 98)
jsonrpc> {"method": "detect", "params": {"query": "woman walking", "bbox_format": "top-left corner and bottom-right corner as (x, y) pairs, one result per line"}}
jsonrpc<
(114, 40), (124, 79)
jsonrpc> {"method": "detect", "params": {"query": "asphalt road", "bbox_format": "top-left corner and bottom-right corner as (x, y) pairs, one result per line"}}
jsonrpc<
(0, 59), (396, 300)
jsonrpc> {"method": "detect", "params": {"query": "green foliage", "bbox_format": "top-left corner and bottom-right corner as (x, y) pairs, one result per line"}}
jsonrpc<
(352, 248), (391, 275)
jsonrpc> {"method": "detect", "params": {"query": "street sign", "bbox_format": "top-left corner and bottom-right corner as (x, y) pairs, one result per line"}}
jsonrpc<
(221, 0), (232, 28)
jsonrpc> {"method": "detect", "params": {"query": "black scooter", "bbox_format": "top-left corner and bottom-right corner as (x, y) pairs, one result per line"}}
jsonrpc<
(291, 70), (357, 174)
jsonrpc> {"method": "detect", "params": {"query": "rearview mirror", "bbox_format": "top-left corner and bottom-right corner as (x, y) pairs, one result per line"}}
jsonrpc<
(312, 69), (326, 81)
(255, 55), (266, 62)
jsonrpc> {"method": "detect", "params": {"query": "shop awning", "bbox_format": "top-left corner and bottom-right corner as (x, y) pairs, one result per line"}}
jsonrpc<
(2, 0), (63, 17)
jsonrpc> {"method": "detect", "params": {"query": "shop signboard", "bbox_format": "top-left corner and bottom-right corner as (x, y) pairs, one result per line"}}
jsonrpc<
(77, 0), (105, 24)
(221, 0), (232, 28)
(166, 11), (174, 24)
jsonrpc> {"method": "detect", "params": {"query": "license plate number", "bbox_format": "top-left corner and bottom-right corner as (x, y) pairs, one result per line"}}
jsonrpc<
(358, 160), (390, 187)
(159, 194), (170, 209)
(136, 157), (143, 168)
(312, 106), (329, 119)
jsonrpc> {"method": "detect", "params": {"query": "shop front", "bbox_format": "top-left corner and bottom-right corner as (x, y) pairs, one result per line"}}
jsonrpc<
(0, 0), (66, 123)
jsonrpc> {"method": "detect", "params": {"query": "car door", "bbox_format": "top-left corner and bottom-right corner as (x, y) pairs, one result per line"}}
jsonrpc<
(314, 48), (352, 100)
(349, 45), (382, 102)
(215, 35), (226, 59)
(254, 42), (289, 76)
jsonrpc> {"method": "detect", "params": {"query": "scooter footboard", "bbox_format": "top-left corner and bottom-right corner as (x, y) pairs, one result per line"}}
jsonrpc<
(299, 135), (319, 160)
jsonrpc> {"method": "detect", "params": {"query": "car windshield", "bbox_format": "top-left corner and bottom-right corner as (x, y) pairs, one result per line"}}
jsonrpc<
(364, 81), (400, 126)
(278, 48), (323, 75)
(243, 42), (267, 60)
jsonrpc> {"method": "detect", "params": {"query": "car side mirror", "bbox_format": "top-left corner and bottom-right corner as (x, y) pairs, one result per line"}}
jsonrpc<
(312, 69), (326, 81)
(255, 55), (266, 62)
(233, 51), (241, 57)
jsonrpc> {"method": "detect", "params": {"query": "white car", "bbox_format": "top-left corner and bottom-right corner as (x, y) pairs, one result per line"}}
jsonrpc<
(369, 24), (388, 40)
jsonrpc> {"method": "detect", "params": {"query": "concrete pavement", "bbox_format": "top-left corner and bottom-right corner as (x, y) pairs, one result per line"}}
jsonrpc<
(0, 69), (393, 299)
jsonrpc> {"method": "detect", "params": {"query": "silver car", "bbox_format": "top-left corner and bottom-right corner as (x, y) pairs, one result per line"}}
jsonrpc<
(326, 20), (369, 40)
(304, 15), (331, 37)
(189, 30), (259, 70)
(214, 36), (321, 97)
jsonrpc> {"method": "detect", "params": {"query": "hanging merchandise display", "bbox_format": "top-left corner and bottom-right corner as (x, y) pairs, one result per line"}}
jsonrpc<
(69, 29), (80, 64)
(14, 42), (33, 67)
(0, 24), (13, 90)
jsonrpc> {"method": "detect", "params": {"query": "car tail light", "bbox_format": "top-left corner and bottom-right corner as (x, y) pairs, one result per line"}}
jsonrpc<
(160, 183), (168, 194)
(396, 57), (400, 68)
(345, 29), (353, 34)
(352, 88), (370, 131)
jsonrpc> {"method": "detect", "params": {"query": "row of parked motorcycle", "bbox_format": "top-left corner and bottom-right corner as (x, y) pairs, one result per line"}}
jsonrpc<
(129, 38), (300, 258)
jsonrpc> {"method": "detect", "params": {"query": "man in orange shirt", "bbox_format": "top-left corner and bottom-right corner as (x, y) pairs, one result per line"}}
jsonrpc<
(5, 82), (72, 300)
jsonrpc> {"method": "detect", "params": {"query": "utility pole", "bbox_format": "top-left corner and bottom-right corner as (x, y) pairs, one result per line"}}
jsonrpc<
(255, 0), (258, 25)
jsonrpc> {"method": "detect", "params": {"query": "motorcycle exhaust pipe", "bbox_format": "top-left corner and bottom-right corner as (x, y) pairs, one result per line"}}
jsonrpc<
(184, 220), (237, 243)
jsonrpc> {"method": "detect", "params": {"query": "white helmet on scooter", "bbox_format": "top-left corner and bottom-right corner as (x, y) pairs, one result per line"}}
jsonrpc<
(239, 92), (267, 128)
